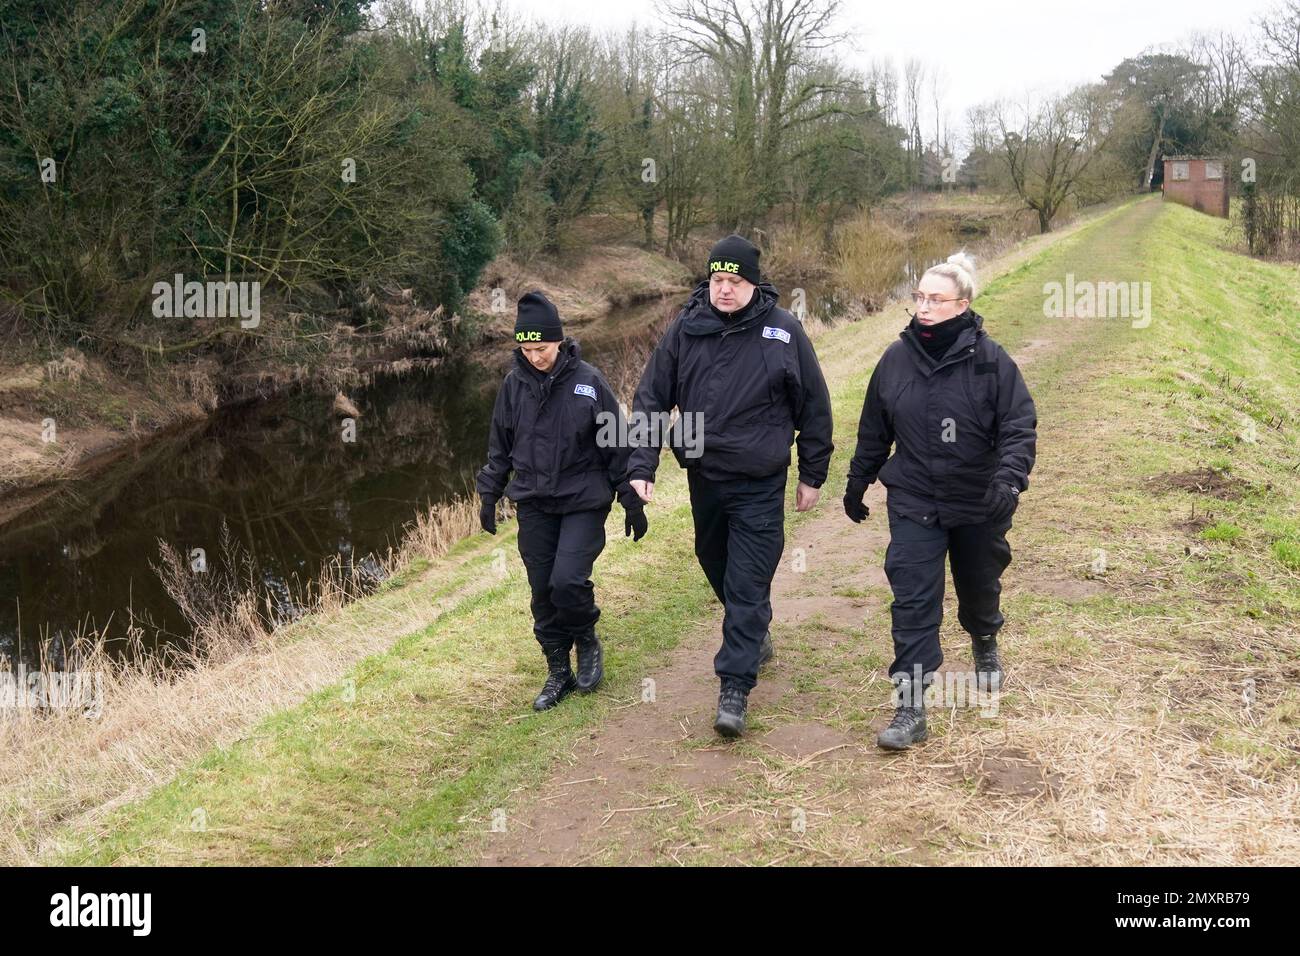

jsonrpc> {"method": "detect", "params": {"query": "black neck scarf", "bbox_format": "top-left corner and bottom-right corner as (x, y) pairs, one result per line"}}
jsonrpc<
(911, 309), (972, 360)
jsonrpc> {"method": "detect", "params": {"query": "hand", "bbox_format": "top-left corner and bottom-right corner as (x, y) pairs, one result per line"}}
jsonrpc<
(843, 478), (870, 523)
(630, 479), (654, 503)
(795, 481), (820, 512)
(624, 506), (648, 541)
(479, 495), (498, 535)
(983, 479), (1020, 523)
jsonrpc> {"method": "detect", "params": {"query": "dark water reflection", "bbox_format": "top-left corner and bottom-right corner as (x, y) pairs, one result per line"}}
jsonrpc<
(0, 356), (502, 670)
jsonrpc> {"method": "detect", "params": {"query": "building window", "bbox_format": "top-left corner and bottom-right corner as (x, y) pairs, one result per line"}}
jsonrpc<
(1205, 161), (1223, 180)
(1171, 162), (1190, 181)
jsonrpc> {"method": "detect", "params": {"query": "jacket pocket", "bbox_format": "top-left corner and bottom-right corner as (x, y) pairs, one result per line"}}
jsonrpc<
(944, 370), (991, 454)
(554, 394), (596, 474)
(960, 364), (998, 444)
(761, 340), (787, 406)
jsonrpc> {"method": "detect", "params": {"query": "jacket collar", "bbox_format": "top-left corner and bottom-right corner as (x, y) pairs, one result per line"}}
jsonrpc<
(680, 279), (780, 336)
(900, 308), (985, 374)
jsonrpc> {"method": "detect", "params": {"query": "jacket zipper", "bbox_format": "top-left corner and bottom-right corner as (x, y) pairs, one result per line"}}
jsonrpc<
(532, 351), (571, 496)
(548, 353), (577, 493)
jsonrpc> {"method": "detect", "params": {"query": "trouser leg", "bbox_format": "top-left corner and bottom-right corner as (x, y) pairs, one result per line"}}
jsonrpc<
(515, 504), (568, 654)
(546, 505), (610, 643)
(948, 516), (1013, 638)
(712, 471), (786, 692)
(688, 470), (729, 604)
(883, 508), (949, 680)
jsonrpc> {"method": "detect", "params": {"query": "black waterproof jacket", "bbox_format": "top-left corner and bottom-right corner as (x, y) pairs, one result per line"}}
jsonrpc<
(627, 280), (834, 487)
(848, 308), (1037, 527)
(476, 338), (640, 514)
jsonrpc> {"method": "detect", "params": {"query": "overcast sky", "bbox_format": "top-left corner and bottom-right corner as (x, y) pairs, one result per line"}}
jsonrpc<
(498, 0), (1279, 148)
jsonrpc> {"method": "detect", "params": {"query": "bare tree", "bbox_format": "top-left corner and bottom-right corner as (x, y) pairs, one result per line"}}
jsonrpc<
(930, 65), (951, 157)
(902, 57), (925, 187)
(658, 0), (859, 233)
(867, 57), (899, 127)
(655, 60), (717, 254)
(1187, 30), (1250, 139)
(994, 87), (1114, 232)
(1243, 1), (1300, 180)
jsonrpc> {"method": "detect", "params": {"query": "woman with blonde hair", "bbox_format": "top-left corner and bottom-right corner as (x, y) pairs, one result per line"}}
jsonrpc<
(842, 252), (1037, 750)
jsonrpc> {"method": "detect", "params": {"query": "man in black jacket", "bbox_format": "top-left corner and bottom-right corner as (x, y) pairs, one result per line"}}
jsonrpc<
(843, 255), (1036, 749)
(477, 291), (647, 711)
(628, 234), (833, 738)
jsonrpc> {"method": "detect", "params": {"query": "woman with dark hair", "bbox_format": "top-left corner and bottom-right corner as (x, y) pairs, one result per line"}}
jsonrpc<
(477, 291), (647, 711)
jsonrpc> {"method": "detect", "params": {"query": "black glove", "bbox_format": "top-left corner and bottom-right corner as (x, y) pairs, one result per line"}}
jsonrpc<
(983, 479), (1020, 523)
(479, 495), (498, 535)
(624, 505), (648, 541)
(843, 477), (871, 523)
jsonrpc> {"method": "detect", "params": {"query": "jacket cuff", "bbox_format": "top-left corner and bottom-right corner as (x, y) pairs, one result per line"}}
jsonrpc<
(995, 470), (1026, 492)
(798, 473), (825, 490)
(615, 483), (643, 512)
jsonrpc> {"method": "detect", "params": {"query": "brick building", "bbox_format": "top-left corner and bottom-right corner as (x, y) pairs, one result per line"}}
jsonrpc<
(1161, 156), (1229, 218)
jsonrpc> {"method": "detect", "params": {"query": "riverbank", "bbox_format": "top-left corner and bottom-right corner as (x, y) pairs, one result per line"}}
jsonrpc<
(16, 193), (1292, 865)
(40, 193), (1295, 867)
(0, 318), (446, 512)
(0, 237), (693, 515)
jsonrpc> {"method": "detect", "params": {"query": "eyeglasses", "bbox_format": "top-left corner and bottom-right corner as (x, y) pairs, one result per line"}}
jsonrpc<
(911, 292), (963, 307)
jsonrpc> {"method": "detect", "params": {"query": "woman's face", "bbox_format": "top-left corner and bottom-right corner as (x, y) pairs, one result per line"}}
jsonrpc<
(914, 274), (968, 325)
(520, 340), (560, 372)
(709, 273), (755, 313)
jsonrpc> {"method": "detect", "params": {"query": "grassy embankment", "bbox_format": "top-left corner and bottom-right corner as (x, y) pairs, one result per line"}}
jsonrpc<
(35, 196), (1300, 864)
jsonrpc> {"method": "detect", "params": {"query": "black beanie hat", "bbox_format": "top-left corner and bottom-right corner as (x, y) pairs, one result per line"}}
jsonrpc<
(514, 291), (563, 343)
(707, 234), (761, 285)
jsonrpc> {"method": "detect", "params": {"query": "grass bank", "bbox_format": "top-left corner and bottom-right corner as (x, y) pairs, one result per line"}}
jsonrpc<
(23, 194), (1297, 866)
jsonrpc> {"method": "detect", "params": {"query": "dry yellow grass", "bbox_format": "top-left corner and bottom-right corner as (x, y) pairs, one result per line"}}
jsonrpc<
(0, 493), (491, 864)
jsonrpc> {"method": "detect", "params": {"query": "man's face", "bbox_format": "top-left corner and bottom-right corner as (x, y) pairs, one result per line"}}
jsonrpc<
(520, 340), (560, 372)
(709, 272), (755, 313)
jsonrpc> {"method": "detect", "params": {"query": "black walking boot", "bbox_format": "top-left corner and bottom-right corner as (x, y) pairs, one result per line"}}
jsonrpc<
(533, 647), (577, 711)
(877, 677), (928, 750)
(575, 629), (604, 693)
(713, 680), (749, 738)
(971, 633), (1005, 691)
(757, 630), (774, 668)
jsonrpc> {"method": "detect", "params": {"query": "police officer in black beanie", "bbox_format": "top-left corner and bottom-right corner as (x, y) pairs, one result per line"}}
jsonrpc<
(628, 234), (833, 738)
(843, 252), (1037, 750)
(477, 291), (648, 711)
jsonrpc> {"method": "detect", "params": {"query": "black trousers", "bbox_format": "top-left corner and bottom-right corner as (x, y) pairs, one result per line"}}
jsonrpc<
(883, 502), (1013, 682)
(687, 468), (786, 692)
(515, 502), (610, 656)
